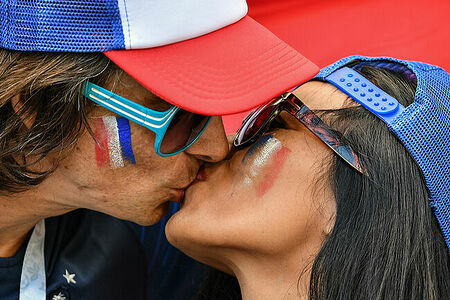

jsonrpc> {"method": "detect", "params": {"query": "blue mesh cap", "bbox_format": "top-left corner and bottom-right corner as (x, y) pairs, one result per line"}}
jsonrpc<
(0, 0), (125, 52)
(314, 55), (450, 254)
(0, 0), (252, 52)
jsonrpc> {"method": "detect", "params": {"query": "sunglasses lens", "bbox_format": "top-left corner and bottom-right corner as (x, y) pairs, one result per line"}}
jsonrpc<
(235, 102), (278, 146)
(160, 110), (210, 154)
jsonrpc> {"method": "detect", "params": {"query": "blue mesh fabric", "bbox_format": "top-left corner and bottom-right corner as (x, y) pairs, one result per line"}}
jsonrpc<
(0, 0), (125, 52)
(315, 55), (450, 254)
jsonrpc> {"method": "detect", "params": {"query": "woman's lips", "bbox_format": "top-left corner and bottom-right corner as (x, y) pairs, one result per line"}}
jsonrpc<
(196, 165), (208, 181)
(189, 165), (208, 186)
(173, 189), (185, 203)
(174, 166), (208, 204)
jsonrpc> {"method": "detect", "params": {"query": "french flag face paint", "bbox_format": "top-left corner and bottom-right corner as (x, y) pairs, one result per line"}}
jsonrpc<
(241, 134), (291, 197)
(93, 116), (136, 169)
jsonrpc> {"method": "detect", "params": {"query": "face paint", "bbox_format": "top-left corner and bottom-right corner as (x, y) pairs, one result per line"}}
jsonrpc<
(256, 146), (290, 197)
(241, 134), (291, 196)
(242, 134), (279, 165)
(93, 118), (110, 168)
(93, 116), (136, 169)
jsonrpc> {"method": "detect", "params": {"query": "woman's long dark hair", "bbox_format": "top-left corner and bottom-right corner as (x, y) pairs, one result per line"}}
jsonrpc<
(193, 61), (450, 299)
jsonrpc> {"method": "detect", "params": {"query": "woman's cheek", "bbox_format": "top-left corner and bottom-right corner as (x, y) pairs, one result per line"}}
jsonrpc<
(239, 134), (291, 197)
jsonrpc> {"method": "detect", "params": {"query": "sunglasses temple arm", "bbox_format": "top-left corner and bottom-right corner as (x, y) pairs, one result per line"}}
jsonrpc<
(294, 110), (365, 174)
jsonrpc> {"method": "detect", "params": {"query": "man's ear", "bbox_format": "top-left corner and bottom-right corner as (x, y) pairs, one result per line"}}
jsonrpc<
(11, 94), (36, 129)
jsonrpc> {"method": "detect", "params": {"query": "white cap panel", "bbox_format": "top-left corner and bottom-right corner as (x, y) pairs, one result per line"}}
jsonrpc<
(117, 0), (248, 49)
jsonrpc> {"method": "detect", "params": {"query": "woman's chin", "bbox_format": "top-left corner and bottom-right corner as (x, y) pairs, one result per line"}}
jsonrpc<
(165, 214), (234, 274)
(165, 203), (214, 251)
(165, 192), (208, 252)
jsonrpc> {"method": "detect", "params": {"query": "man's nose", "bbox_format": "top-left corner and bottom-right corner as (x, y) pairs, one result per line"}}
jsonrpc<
(184, 116), (229, 162)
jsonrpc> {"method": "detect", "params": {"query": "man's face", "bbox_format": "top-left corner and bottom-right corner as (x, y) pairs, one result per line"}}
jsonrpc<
(51, 72), (229, 225)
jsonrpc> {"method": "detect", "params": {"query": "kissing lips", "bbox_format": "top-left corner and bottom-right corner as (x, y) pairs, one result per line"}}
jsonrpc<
(195, 165), (208, 181)
(190, 165), (208, 186)
(173, 189), (185, 203)
(176, 165), (208, 205)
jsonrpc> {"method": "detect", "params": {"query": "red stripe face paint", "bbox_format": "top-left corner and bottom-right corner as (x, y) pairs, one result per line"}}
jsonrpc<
(256, 146), (291, 197)
(93, 118), (110, 168)
(241, 134), (291, 197)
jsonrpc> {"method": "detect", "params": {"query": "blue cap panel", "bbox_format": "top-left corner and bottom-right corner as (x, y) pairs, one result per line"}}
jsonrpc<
(0, 0), (125, 52)
(315, 55), (450, 254)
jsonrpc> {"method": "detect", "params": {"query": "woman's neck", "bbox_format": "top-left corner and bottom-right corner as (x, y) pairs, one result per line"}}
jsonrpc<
(230, 251), (312, 300)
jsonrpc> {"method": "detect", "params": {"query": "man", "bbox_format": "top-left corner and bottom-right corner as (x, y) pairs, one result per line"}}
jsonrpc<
(0, 1), (318, 299)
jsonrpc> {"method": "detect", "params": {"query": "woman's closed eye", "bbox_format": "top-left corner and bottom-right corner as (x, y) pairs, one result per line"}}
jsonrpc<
(267, 116), (287, 132)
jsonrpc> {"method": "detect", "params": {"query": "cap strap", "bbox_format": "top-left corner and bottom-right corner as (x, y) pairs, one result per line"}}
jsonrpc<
(324, 67), (405, 125)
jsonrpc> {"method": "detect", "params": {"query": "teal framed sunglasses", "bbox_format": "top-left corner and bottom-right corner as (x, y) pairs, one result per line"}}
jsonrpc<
(83, 82), (211, 156)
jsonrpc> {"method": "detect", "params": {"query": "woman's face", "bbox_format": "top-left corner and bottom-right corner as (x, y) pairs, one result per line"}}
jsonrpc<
(166, 81), (349, 272)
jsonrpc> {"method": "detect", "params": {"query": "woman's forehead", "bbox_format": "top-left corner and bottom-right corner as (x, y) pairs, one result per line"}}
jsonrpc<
(292, 81), (349, 111)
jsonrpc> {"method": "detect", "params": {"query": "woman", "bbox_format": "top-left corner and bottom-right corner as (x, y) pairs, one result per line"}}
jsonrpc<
(166, 56), (450, 299)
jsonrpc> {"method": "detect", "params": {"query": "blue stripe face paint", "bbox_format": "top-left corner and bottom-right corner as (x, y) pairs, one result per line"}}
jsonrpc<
(242, 134), (275, 164)
(116, 117), (136, 165)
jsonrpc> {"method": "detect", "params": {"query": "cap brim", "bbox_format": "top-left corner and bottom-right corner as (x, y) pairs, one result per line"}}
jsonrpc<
(105, 16), (318, 116)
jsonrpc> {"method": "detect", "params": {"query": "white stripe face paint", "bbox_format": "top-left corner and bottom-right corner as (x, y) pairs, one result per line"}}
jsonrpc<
(240, 134), (282, 185)
(102, 116), (125, 169)
(250, 137), (282, 176)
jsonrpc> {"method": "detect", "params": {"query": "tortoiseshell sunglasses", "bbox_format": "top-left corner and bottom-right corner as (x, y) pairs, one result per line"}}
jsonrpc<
(233, 92), (364, 174)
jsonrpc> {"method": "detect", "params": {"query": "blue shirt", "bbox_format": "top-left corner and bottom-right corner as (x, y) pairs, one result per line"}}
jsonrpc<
(0, 205), (208, 300)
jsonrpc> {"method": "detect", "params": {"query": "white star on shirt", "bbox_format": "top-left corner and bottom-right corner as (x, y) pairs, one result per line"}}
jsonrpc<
(63, 269), (76, 284)
(52, 292), (66, 300)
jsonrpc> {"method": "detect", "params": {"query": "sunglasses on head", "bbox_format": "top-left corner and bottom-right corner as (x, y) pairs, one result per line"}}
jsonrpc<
(83, 82), (211, 156)
(234, 92), (364, 174)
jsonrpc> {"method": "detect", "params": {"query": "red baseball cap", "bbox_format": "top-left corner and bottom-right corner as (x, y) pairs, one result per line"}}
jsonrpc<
(104, 1), (318, 115)
(0, 0), (318, 116)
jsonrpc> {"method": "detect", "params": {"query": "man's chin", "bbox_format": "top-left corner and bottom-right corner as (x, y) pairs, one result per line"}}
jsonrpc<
(125, 201), (171, 226)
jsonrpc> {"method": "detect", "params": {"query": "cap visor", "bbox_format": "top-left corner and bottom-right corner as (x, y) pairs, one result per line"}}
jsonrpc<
(105, 16), (318, 116)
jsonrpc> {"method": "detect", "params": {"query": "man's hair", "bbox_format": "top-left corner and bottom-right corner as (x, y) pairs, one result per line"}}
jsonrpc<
(193, 63), (450, 300)
(0, 49), (121, 193)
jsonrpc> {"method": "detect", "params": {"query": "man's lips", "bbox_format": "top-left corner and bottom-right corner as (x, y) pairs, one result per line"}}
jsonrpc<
(196, 165), (208, 181)
(173, 166), (208, 203)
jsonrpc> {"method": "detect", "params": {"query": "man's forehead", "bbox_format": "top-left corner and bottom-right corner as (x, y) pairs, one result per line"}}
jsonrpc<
(109, 71), (173, 111)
